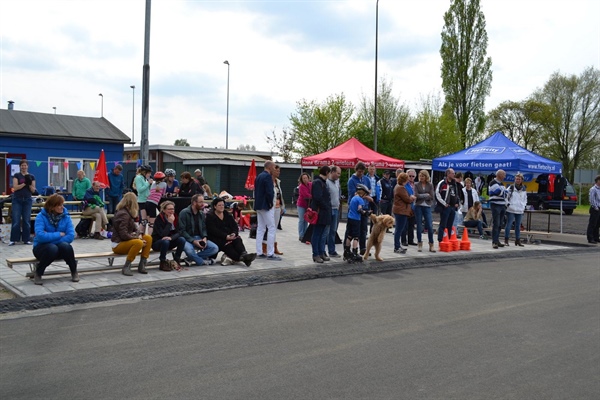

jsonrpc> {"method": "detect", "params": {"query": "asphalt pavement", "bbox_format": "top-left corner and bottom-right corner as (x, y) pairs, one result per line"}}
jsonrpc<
(1, 252), (598, 399)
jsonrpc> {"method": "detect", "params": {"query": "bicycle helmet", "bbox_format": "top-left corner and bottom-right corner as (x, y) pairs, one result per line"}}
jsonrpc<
(355, 183), (369, 193)
(153, 171), (165, 180)
(139, 164), (152, 172)
(164, 168), (176, 177)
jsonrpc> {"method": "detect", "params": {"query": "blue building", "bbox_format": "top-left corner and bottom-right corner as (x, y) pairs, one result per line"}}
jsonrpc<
(0, 108), (130, 195)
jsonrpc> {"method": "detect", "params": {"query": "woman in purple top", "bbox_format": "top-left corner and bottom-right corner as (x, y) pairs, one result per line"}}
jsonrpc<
(296, 173), (312, 242)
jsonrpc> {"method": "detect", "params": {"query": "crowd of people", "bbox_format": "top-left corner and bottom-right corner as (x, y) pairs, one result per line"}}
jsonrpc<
(8, 158), (600, 285)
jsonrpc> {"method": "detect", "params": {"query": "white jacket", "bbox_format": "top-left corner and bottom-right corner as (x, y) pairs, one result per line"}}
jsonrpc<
(506, 184), (528, 214)
(461, 187), (480, 213)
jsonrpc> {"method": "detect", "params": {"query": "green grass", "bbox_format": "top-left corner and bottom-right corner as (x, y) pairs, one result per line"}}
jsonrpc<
(574, 204), (590, 215)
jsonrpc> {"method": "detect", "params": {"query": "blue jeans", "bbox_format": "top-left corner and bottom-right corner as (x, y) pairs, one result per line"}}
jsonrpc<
(323, 208), (339, 254)
(414, 206), (434, 244)
(152, 236), (186, 261)
(505, 212), (523, 241)
(437, 206), (456, 242)
(10, 196), (32, 243)
(183, 236), (219, 265)
(491, 203), (507, 244)
(107, 195), (121, 215)
(463, 219), (485, 236)
(311, 224), (327, 257)
(394, 214), (408, 250)
(33, 241), (77, 276)
(297, 206), (308, 240)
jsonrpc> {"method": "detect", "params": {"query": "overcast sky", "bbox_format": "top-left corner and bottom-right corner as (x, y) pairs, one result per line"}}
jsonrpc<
(1, 0), (598, 152)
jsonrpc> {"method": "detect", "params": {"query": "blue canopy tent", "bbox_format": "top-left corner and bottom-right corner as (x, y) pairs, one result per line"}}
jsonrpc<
(432, 132), (562, 177)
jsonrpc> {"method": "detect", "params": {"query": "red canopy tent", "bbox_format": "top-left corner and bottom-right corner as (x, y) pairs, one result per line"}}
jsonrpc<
(301, 138), (404, 169)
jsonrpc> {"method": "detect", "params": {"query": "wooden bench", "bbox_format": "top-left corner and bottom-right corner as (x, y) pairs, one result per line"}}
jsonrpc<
(6, 250), (164, 278)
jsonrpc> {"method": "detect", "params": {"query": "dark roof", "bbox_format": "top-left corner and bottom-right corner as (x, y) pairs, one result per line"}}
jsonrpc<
(0, 109), (130, 143)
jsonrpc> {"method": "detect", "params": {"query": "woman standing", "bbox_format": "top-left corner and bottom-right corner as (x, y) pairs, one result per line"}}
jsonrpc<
(10, 160), (36, 246)
(164, 169), (179, 196)
(296, 172), (312, 242)
(505, 173), (528, 246)
(151, 200), (186, 271)
(206, 197), (257, 266)
(392, 172), (415, 254)
(413, 170), (436, 253)
(111, 192), (153, 276)
(32, 194), (79, 285)
(265, 165), (285, 255)
(134, 165), (153, 224)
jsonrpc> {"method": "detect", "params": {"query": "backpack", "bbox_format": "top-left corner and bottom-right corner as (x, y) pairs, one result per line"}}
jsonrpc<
(75, 218), (92, 238)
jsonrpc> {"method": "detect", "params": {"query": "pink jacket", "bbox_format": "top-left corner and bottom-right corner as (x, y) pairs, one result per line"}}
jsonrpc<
(297, 182), (312, 209)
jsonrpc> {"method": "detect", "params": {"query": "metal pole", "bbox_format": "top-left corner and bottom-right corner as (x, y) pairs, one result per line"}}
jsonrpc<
(373, 0), (379, 151)
(140, 0), (151, 165)
(130, 85), (135, 144)
(52, 107), (56, 114)
(98, 93), (103, 117)
(224, 60), (230, 150)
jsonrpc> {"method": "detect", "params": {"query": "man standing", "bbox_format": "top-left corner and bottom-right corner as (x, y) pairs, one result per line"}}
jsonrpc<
(435, 168), (459, 244)
(310, 166), (332, 263)
(489, 169), (508, 249)
(254, 161), (281, 260)
(586, 175), (600, 244)
(324, 166), (342, 257)
(107, 164), (125, 215)
(179, 194), (219, 265)
(73, 170), (91, 201)
(348, 162), (372, 255)
(377, 170), (394, 217)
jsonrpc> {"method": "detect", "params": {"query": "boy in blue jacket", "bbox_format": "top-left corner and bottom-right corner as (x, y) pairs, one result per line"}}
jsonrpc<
(343, 184), (370, 263)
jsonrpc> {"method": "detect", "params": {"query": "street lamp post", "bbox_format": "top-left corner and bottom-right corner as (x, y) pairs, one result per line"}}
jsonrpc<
(223, 60), (230, 150)
(374, 0), (379, 152)
(130, 85), (135, 144)
(98, 93), (103, 117)
(52, 107), (56, 114)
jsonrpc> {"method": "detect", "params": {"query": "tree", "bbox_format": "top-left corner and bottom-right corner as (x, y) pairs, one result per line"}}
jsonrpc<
(440, 0), (493, 148)
(535, 67), (600, 181)
(174, 138), (190, 146)
(264, 127), (298, 163)
(485, 99), (553, 153)
(237, 144), (257, 152)
(289, 93), (357, 157)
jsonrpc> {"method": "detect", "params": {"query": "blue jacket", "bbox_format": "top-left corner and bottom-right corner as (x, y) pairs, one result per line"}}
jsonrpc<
(108, 170), (125, 197)
(33, 208), (75, 247)
(348, 173), (371, 198)
(254, 170), (274, 210)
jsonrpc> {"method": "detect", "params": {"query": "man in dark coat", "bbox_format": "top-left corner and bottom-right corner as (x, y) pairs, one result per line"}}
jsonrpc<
(310, 166), (332, 263)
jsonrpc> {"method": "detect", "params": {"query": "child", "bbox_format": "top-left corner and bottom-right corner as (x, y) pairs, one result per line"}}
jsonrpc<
(146, 171), (167, 234)
(343, 184), (369, 262)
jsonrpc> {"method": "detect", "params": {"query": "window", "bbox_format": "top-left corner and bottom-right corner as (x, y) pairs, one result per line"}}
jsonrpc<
(48, 158), (96, 190)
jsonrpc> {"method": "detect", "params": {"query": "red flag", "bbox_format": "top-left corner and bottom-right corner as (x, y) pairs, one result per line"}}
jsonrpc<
(245, 159), (257, 190)
(93, 149), (110, 189)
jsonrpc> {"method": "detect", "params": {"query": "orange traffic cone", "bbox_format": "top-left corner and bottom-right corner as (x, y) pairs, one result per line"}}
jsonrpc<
(439, 228), (451, 252)
(450, 226), (460, 251)
(460, 226), (471, 251)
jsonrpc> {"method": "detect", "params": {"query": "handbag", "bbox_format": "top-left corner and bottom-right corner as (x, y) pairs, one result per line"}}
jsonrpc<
(304, 208), (318, 224)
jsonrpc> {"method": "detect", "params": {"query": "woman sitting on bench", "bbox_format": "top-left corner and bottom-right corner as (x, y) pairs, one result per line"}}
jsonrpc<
(151, 200), (186, 271)
(463, 201), (488, 239)
(206, 197), (256, 266)
(32, 194), (79, 285)
(111, 192), (153, 276)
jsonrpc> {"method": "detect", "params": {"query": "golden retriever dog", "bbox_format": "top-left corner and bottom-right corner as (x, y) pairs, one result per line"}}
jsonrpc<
(364, 214), (395, 261)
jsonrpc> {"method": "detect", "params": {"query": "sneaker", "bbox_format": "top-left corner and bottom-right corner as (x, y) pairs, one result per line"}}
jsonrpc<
(8, 242), (15, 246)
(329, 252), (341, 258)
(24, 241), (33, 245)
(479, 235), (488, 240)
(320, 254), (330, 261)
(258, 254), (267, 259)
(394, 248), (407, 254)
(203, 258), (216, 266)
(266, 255), (282, 261)
(493, 242), (499, 249)
(313, 255), (324, 263)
